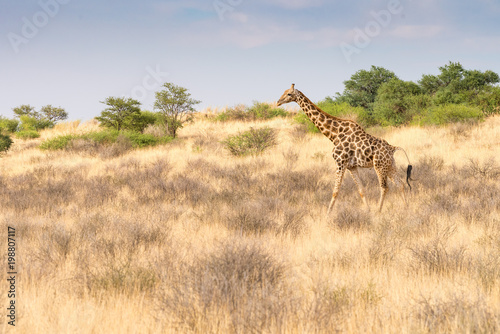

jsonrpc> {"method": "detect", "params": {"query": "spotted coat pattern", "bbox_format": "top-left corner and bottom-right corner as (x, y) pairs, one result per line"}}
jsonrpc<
(277, 84), (409, 213)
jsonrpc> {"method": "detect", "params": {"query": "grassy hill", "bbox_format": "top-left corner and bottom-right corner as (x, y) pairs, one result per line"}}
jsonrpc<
(1, 114), (499, 333)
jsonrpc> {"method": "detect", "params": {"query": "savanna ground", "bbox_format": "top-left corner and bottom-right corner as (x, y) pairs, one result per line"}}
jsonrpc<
(1, 113), (499, 333)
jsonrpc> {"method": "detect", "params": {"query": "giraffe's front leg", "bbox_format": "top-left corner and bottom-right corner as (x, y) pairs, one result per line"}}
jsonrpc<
(327, 166), (346, 215)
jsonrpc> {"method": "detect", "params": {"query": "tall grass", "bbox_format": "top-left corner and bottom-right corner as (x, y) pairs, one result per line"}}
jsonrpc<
(0, 117), (499, 333)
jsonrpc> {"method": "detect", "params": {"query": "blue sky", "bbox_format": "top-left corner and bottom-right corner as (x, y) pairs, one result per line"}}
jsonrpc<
(1, 0), (500, 120)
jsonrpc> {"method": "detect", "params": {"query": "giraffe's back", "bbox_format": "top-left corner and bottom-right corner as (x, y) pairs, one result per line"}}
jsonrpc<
(331, 123), (395, 169)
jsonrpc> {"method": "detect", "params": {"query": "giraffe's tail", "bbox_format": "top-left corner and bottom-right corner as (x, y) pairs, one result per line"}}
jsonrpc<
(395, 147), (413, 190)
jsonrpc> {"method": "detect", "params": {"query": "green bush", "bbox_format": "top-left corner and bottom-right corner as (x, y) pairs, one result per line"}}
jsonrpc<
(215, 102), (288, 122)
(39, 130), (172, 151)
(470, 86), (500, 116)
(317, 99), (365, 118)
(0, 133), (13, 153)
(223, 127), (277, 156)
(39, 135), (76, 150)
(371, 79), (430, 126)
(294, 112), (322, 133)
(19, 115), (53, 131)
(215, 105), (249, 121)
(141, 110), (164, 125)
(122, 110), (158, 132)
(15, 130), (40, 139)
(0, 117), (19, 133)
(123, 132), (164, 148)
(371, 95), (432, 126)
(414, 104), (484, 126)
(247, 101), (288, 119)
(81, 129), (120, 145)
(294, 101), (368, 132)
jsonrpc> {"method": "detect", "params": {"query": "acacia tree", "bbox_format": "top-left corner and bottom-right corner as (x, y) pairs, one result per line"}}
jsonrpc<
(154, 83), (201, 138)
(419, 61), (500, 95)
(13, 104), (38, 118)
(96, 97), (142, 131)
(40, 105), (68, 123)
(335, 66), (397, 110)
(372, 78), (428, 125)
(12, 104), (67, 130)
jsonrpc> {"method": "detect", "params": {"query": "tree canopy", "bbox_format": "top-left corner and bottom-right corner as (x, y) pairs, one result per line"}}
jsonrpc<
(329, 61), (500, 126)
(336, 65), (397, 110)
(154, 82), (201, 138)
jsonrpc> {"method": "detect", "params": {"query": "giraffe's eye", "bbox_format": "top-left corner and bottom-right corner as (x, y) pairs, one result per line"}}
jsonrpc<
(287, 93), (292, 96)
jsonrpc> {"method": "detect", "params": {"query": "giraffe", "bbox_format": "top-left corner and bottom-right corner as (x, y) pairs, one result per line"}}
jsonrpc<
(277, 84), (412, 213)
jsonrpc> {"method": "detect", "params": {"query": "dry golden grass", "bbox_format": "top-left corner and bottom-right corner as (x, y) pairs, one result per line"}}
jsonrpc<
(1, 116), (499, 333)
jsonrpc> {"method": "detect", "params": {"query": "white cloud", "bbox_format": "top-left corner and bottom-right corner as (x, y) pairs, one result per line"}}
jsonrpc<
(389, 25), (444, 39)
(462, 36), (500, 52)
(189, 21), (345, 49)
(227, 12), (249, 23)
(266, 0), (325, 9)
(151, 1), (212, 15)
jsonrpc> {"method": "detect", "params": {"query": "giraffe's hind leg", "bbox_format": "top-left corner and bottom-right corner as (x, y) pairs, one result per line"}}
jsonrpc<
(327, 166), (346, 215)
(388, 166), (407, 206)
(374, 165), (389, 212)
(348, 167), (370, 211)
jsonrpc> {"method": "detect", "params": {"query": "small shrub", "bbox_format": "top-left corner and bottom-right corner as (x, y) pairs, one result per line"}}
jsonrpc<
(87, 262), (158, 296)
(368, 220), (406, 265)
(19, 115), (53, 131)
(124, 132), (158, 148)
(223, 127), (277, 156)
(0, 133), (13, 153)
(247, 101), (288, 119)
(215, 104), (248, 121)
(123, 131), (170, 148)
(462, 158), (500, 179)
(82, 129), (120, 145)
(215, 102), (288, 122)
(414, 104), (484, 125)
(39, 130), (171, 152)
(409, 226), (471, 275)
(97, 135), (133, 159)
(416, 294), (498, 333)
(164, 240), (289, 332)
(278, 205), (308, 238)
(39, 135), (75, 150)
(224, 201), (278, 235)
(67, 138), (99, 155)
(331, 205), (372, 231)
(0, 117), (19, 133)
(15, 130), (40, 139)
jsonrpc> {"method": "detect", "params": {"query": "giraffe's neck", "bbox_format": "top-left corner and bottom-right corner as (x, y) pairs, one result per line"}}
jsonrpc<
(295, 91), (342, 140)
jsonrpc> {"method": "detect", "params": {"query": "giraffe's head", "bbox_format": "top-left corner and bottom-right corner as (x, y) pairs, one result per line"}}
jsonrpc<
(277, 83), (298, 106)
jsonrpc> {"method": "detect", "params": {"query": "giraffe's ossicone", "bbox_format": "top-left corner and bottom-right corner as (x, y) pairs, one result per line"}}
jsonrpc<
(277, 84), (413, 213)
